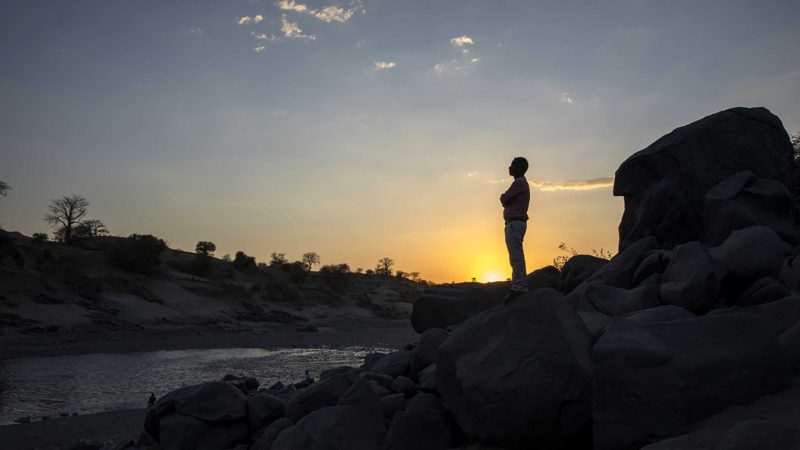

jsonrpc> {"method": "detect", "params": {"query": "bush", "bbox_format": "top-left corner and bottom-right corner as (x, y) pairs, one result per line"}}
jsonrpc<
(111, 234), (167, 274)
(32, 233), (48, 243)
(285, 261), (308, 283)
(320, 263), (351, 289)
(269, 252), (288, 268)
(232, 250), (257, 270)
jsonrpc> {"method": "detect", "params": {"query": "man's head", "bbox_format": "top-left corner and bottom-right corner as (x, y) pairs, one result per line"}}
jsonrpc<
(508, 157), (528, 178)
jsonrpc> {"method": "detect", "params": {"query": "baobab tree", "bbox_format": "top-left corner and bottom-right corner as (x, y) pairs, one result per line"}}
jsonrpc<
(45, 194), (89, 245)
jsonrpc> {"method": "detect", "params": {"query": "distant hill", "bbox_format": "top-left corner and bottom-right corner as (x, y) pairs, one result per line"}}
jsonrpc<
(0, 230), (424, 341)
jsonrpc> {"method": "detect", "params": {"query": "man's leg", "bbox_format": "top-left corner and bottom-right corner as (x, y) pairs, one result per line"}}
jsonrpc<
(505, 221), (528, 293)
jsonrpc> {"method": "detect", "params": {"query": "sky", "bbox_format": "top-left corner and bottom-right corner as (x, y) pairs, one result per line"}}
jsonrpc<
(1, 0), (799, 283)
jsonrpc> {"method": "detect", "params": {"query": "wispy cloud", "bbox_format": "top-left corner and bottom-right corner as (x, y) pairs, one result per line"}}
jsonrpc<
(188, 27), (203, 37)
(276, 0), (363, 23)
(483, 176), (614, 191)
(531, 177), (614, 191)
(254, 45), (266, 53)
(373, 60), (396, 71)
(281, 15), (316, 41)
(251, 32), (277, 41)
(561, 92), (574, 104)
(237, 15), (264, 25)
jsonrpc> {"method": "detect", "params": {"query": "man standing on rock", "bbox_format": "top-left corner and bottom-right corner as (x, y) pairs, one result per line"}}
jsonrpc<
(500, 157), (530, 303)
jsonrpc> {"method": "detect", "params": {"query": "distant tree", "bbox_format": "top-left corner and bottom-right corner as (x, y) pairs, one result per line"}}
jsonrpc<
(409, 272), (422, 282)
(375, 257), (394, 277)
(32, 233), (49, 243)
(395, 270), (407, 280)
(0, 181), (10, 197)
(195, 241), (216, 257)
(471, 277), (477, 283)
(355, 268), (363, 274)
(45, 194), (89, 245)
(233, 250), (257, 270)
(222, 254), (231, 262)
(301, 252), (320, 271)
(269, 252), (289, 268)
(365, 269), (375, 276)
(111, 234), (167, 274)
(73, 219), (109, 239)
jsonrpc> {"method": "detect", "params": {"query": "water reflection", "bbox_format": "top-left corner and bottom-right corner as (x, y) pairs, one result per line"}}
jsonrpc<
(0, 346), (387, 425)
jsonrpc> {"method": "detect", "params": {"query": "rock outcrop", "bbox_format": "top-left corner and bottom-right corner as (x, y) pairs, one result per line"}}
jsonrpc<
(614, 107), (795, 250)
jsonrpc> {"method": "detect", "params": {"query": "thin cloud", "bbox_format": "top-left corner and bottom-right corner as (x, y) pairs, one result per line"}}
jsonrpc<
(531, 177), (615, 192)
(251, 32), (277, 41)
(254, 45), (266, 53)
(281, 15), (316, 41)
(188, 27), (203, 37)
(373, 60), (396, 71)
(237, 15), (264, 25)
(450, 35), (474, 47)
(561, 92), (574, 104)
(276, 0), (363, 23)
(483, 177), (614, 191)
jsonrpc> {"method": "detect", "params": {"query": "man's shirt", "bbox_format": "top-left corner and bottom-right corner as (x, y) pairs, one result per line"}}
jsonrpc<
(500, 176), (530, 222)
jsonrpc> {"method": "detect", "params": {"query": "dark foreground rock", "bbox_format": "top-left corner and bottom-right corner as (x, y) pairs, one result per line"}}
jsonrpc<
(436, 288), (593, 449)
(593, 313), (793, 450)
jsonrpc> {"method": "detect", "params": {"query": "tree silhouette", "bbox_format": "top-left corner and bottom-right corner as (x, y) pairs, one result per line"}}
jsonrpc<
(302, 252), (320, 271)
(45, 195), (89, 245)
(375, 257), (394, 277)
(195, 241), (216, 257)
(792, 131), (800, 161)
(0, 181), (10, 197)
(74, 219), (109, 238)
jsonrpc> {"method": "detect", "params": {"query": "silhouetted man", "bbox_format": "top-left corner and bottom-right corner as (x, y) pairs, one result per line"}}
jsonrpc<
(147, 392), (156, 408)
(500, 157), (530, 303)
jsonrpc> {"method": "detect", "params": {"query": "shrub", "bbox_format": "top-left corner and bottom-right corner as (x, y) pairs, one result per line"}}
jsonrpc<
(320, 263), (351, 289)
(269, 252), (288, 268)
(32, 233), (49, 243)
(195, 241), (216, 256)
(283, 261), (307, 283)
(111, 234), (167, 274)
(233, 250), (257, 270)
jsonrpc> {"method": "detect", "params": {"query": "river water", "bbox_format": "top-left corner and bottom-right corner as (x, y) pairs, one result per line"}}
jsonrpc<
(0, 346), (388, 425)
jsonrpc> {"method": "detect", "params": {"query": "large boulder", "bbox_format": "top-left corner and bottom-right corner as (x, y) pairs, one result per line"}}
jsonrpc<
(247, 393), (286, 440)
(408, 328), (449, 379)
(583, 284), (660, 317)
(593, 313), (792, 450)
(526, 265), (561, 290)
(436, 288), (593, 449)
(614, 107), (795, 251)
(371, 349), (413, 378)
(710, 226), (791, 296)
(271, 405), (385, 450)
(147, 382), (249, 450)
(642, 380), (800, 450)
(660, 241), (722, 312)
(411, 282), (507, 333)
(285, 372), (357, 422)
(382, 407), (463, 450)
(703, 171), (798, 245)
(734, 277), (791, 307)
(559, 255), (608, 293)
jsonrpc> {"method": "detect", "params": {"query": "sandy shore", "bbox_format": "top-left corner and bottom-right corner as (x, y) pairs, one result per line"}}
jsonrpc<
(0, 409), (146, 450)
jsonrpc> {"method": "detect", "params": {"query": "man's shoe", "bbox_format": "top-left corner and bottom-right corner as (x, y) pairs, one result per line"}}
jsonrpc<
(502, 290), (526, 304)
